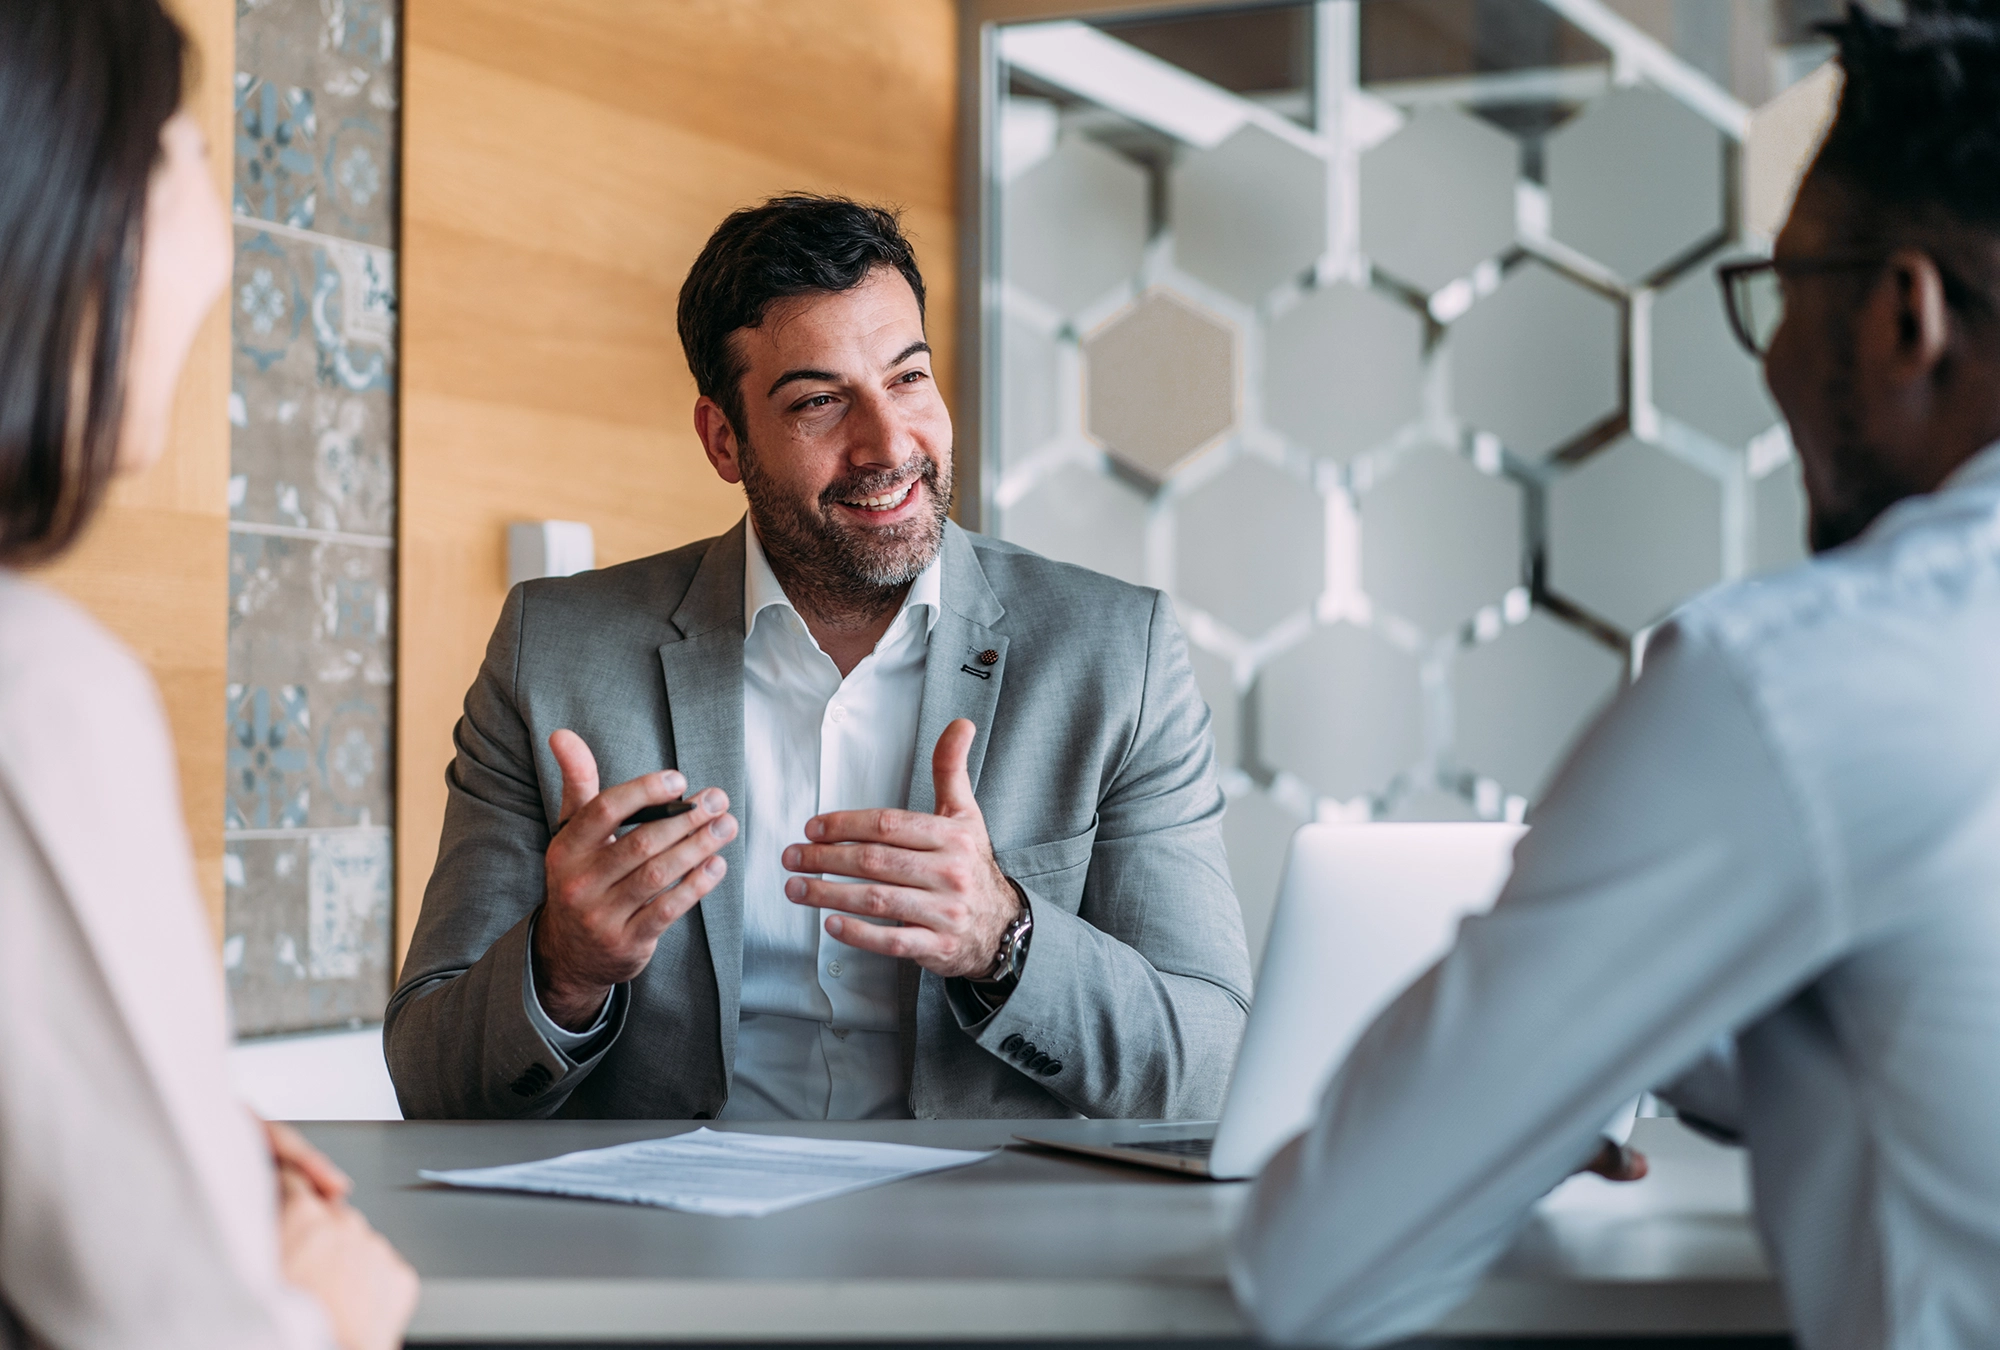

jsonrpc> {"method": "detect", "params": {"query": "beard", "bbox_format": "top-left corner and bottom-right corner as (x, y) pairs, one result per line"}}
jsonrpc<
(1807, 331), (1920, 554)
(738, 438), (953, 621)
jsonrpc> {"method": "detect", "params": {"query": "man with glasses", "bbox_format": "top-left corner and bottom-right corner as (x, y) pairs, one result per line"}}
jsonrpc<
(1234, 3), (2000, 1347)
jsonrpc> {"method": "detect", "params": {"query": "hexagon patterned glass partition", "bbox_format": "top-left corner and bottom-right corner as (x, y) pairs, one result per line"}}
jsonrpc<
(989, 0), (1824, 958)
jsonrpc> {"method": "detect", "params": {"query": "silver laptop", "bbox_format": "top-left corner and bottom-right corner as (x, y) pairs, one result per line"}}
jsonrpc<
(1015, 822), (1525, 1180)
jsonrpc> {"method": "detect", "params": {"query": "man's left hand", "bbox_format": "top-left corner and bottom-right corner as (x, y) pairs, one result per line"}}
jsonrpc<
(783, 718), (1017, 979)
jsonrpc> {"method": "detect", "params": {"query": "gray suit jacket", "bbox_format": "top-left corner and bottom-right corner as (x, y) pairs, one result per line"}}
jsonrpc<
(385, 519), (1251, 1120)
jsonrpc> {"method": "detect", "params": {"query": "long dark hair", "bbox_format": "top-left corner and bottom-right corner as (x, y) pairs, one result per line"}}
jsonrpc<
(0, 0), (187, 565)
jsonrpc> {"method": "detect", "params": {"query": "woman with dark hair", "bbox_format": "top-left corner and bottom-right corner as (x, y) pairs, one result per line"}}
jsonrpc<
(0, 2), (416, 1347)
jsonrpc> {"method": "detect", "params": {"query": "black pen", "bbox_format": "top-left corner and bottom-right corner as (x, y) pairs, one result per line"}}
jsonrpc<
(620, 799), (699, 829)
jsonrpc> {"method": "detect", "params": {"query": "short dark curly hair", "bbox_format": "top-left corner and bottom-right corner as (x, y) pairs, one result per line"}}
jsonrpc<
(1814, 0), (2000, 234)
(676, 195), (927, 439)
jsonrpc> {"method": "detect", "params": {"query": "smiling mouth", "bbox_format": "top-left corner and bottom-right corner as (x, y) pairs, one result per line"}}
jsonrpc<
(840, 481), (916, 513)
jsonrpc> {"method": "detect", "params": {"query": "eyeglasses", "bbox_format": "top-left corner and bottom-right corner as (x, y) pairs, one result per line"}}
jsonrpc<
(1715, 255), (1888, 357)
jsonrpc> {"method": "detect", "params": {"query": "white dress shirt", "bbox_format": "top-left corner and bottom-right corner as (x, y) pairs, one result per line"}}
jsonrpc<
(1233, 441), (2000, 1350)
(529, 521), (939, 1121)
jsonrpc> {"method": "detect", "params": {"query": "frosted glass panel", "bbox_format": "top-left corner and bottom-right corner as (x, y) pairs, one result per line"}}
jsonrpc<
(1547, 84), (1728, 283)
(1549, 438), (1722, 631)
(1084, 289), (1239, 483)
(1176, 457), (1323, 640)
(1362, 445), (1522, 637)
(986, 0), (1831, 932)
(1360, 106), (1520, 294)
(1261, 624), (1421, 802)
(1172, 124), (1330, 305)
(1266, 282), (1424, 464)
(1451, 261), (1623, 461)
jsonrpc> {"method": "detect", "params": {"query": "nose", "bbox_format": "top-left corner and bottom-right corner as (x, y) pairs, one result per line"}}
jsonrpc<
(845, 387), (918, 475)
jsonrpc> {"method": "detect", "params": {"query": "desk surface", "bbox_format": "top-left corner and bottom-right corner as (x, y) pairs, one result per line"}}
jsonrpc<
(300, 1117), (1783, 1344)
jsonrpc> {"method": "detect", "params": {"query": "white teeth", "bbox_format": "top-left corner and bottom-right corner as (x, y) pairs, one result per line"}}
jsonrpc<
(846, 483), (913, 510)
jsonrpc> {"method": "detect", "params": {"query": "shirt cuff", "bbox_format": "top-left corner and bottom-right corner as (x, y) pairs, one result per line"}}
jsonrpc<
(521, 913), (614, 1055)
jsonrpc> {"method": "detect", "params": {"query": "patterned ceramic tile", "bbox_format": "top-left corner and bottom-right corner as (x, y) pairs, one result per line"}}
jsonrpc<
(228, 0), (401, 1037)
(228, 533), (394, 830)
(224, 835), (391, 1035)
(235, 0), (400, 247)
(231, 224), (397, 536)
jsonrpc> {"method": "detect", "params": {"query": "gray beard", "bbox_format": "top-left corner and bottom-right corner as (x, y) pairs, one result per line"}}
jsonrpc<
(738, 440), (952, 627)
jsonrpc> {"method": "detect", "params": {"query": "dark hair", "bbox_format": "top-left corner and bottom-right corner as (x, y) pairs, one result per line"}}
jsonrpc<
(1815, 1), (2000, 234)
(676, 195), (927, 437)
(0, 0), (187, 565)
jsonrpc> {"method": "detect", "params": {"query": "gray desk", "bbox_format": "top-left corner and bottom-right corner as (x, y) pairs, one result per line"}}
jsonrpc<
(298, 1117), (1785, 1345)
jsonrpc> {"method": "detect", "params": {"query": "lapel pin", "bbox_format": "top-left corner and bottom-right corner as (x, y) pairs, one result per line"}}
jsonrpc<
(978, 649), (999, 665)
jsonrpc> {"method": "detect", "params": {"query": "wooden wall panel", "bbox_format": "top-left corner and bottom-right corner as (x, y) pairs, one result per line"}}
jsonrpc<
(36, 0), (234, 937)
(399, 0), (959, 962)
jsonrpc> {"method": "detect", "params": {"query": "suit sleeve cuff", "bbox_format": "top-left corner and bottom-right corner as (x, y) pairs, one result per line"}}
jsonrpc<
(947, 885), (1084, 1087)
(521, 912), (617, 1060)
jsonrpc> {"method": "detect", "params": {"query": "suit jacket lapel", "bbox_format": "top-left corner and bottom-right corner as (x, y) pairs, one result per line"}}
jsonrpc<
(906, 523), (1009, 813)
(900, 524), (1008, 1087)
(658, 519), (749, 1075)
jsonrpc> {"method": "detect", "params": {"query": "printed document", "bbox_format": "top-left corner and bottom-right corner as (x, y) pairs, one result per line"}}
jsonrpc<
(419, 1127), (995, 1217)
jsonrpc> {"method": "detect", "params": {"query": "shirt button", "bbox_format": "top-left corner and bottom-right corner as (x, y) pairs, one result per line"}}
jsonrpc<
(831, 1027), (849, 1040)
(828, 961), (843, 977)
(829, 704), (847, 722)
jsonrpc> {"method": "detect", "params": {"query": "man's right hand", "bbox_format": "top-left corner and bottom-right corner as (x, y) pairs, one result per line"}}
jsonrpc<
(534, 729), (736, 1030)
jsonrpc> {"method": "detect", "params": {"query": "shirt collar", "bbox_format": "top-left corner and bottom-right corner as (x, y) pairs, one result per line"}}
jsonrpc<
(743, 515), (943, 640)
(1941, 437), (2000, 496)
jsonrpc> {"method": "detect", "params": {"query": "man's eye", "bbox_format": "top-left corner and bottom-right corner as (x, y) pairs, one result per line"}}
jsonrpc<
(897, 370), (927, 384)
(801, 394), (836, 409)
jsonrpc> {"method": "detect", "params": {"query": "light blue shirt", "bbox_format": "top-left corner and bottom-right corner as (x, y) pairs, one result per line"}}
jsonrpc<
(1233, 441), (2000, 1350)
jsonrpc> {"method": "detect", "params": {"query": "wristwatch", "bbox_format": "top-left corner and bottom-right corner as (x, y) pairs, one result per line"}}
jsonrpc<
(968, 880), (1032, 1004)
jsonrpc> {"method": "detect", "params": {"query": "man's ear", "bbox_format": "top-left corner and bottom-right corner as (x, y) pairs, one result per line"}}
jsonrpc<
(1875, 247), (1953, 377)
(693, 396), (745, 485)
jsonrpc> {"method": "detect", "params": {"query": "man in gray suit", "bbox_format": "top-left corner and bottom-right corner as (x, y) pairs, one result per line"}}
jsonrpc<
(386, 195), (1251, 1122)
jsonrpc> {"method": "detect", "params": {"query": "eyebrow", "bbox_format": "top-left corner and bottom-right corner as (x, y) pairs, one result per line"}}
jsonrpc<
(764, 341), (933, 400)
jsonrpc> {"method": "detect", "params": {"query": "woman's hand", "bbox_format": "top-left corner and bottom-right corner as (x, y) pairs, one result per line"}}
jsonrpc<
(277, 1167), (419, 1350)
(265, 1119), (350, 1202)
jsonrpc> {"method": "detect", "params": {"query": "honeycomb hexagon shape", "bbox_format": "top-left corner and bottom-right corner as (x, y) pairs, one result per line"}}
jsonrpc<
(1652, 266), (1781, 449)
(999, 463), (1148, 589)
(1265, 282), (1425, 463)
(1756, 458), (1810, 574)
(1454, 611), (1623, 802)
(1547, 85), (1726, 282)
(1084, 288), (1239, 483)
(1171, 124), (1329, 306)
(1361, 445), (1522, 636)
(1221, 786), (1307, 966)
(1451, 260), (1622, 459)
(1003, 134), (1150, 316)
(997, 315), (1061, 471)
(1359, 105), (1519, 294)
(1259, 623), (1421, 801)
(1175, 456), (1323, 641)
(1548, 438), (1722, 632)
